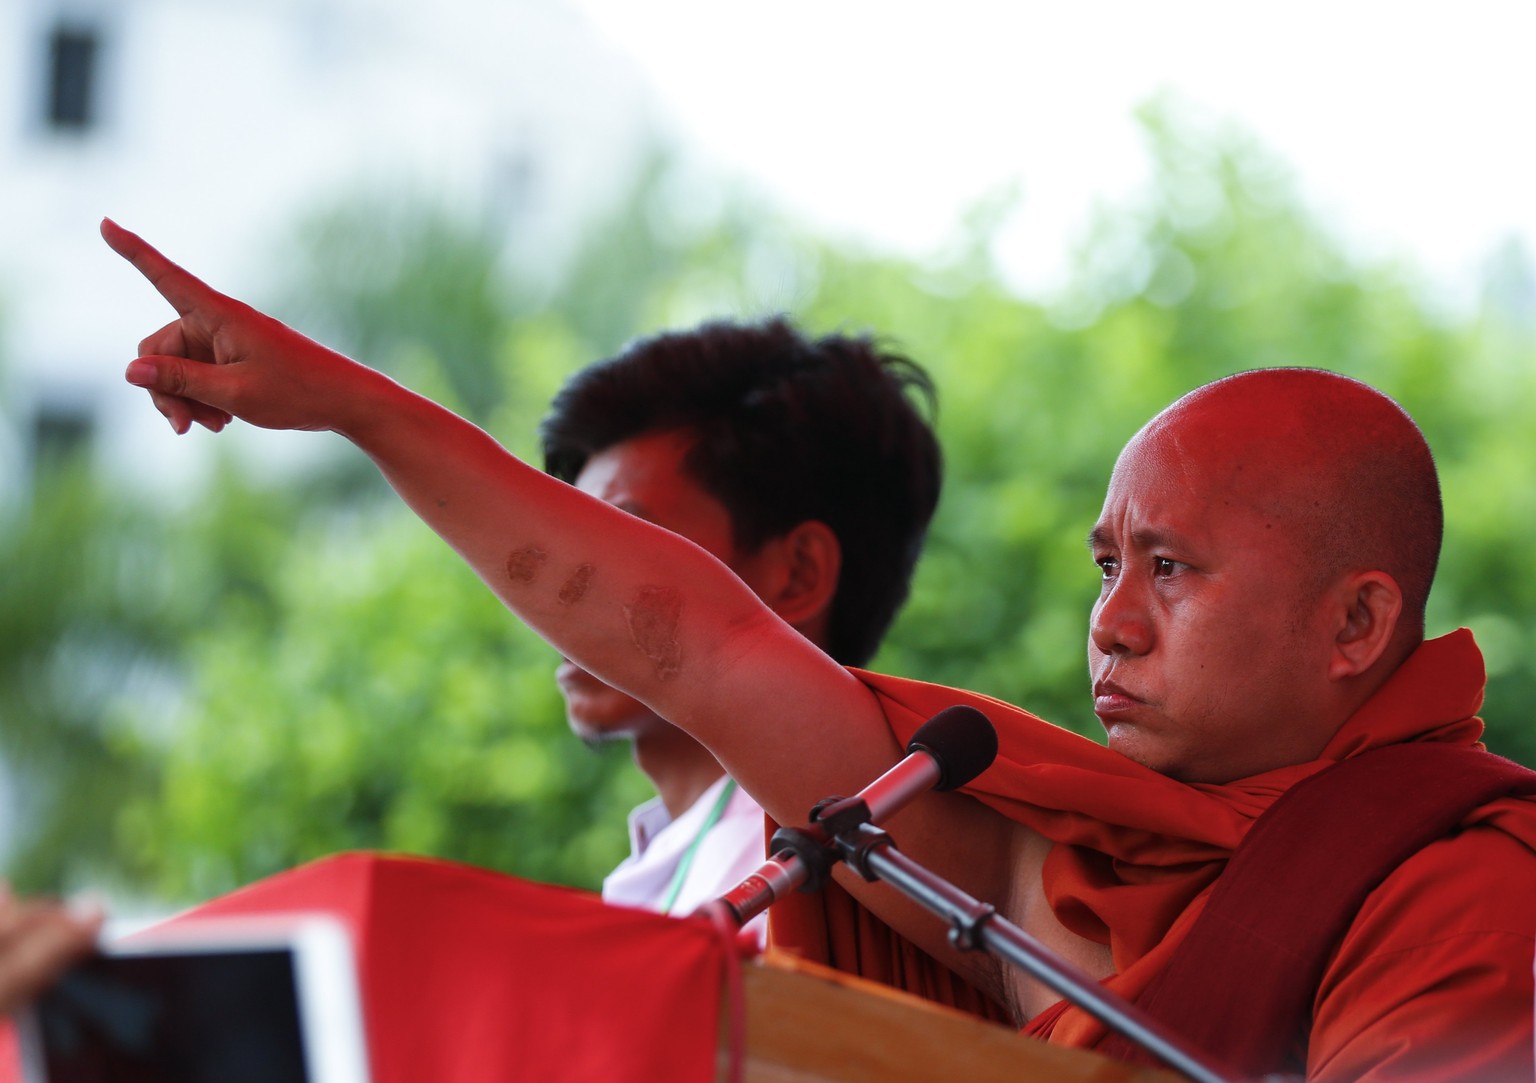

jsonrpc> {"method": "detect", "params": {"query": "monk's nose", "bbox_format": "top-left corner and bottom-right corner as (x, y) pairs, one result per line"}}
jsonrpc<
(1090, 577), (1154, 656)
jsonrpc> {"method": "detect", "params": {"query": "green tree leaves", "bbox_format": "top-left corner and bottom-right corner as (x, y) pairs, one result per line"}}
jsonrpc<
(4, 110), (1533, 902)
(113, 510), (649, 901)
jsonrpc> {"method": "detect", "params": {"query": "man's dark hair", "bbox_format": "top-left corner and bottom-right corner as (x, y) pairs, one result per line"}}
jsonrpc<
(540, 317), (941, 667)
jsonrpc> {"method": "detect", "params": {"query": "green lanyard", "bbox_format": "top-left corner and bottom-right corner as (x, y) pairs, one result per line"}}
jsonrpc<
(660, 778), (739, 914)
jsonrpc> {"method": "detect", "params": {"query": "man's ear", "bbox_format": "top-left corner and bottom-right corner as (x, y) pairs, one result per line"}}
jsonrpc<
(1328, 570), (1403, 680)
(761, 520), (842, 633)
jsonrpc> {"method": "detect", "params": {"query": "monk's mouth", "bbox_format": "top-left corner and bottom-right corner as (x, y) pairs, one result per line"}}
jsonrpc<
(1092, 675), (1146, 718)
(1095, 691), (1141, 716)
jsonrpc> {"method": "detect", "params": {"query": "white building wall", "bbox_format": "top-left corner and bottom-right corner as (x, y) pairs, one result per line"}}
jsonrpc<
(0, 0), (659, 500)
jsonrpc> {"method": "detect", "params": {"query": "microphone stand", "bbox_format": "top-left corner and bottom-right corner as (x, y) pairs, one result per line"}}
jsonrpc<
(701, 708), (1270, 1082)
(825, 818), (1252, 1083)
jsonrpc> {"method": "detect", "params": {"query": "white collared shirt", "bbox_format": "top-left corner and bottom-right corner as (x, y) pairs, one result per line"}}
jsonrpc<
(603, 775), (769, 943)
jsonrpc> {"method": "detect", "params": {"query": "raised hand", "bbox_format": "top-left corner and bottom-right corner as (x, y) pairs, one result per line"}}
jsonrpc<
(102, 218), (375, 436)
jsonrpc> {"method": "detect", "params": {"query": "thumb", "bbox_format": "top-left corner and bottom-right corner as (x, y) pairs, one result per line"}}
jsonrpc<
(127, 355), (194, 396)
(126, 356), (234, 434)
(126, 354), (232, 407)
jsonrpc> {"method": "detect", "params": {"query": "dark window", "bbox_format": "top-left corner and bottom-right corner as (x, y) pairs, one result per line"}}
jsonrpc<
(32, 401), (95, 472)
(46, 25), (100, 131)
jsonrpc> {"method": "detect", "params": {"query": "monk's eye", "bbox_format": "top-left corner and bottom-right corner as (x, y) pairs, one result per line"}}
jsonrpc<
(1153, 557), (1181, 577)
(1094, 555), (1118, 580)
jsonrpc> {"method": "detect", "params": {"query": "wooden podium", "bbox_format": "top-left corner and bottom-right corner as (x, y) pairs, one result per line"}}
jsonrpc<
(1, 853), (1181, 1082)
(732, 950), (1178, 1083)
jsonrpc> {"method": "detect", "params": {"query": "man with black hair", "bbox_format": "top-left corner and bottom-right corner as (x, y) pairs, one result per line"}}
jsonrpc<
(537, 318), (941, 928)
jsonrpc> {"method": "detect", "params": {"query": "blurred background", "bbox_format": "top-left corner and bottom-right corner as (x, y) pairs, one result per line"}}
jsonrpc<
(1, 0), (1533, 909)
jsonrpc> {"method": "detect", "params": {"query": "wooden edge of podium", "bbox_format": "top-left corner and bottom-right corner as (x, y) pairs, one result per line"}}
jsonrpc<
(719, 949), (1184, 1083)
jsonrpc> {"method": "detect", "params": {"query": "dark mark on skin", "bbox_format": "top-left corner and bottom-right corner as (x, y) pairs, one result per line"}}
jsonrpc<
(559, 563), (595, 605)
(505, 546), (548, 584)
(624, 585), (683, 681)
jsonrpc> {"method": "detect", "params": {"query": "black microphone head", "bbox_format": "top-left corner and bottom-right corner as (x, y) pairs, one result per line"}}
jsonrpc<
(906, 705), (998, 791)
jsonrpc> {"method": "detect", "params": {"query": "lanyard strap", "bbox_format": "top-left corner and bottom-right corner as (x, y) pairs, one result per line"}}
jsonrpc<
(660, 778), (739, 914)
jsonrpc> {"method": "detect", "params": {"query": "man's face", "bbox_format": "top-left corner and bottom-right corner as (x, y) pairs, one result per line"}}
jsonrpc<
(556, 429), (769, 742)
(1086, 420), (1340, 783)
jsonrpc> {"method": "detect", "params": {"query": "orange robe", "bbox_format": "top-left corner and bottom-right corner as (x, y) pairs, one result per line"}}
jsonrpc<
(770, 630), (1536, 1081)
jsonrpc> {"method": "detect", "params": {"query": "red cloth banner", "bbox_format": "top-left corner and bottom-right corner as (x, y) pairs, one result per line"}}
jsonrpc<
(2, 853), (734, 1083)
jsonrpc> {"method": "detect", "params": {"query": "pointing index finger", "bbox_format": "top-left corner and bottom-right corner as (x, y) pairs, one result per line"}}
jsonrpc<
(100, 217), (223, 318)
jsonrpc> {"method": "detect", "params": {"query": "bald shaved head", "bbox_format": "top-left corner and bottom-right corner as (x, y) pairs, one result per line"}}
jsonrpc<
(1142, 368), (1441, 642)
(1089, 368), (1443, 780)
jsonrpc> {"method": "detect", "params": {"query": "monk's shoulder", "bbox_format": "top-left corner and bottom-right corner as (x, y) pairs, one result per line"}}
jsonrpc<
(1307, 812), (1536, 1080)
(1344, 807), (1536, 952)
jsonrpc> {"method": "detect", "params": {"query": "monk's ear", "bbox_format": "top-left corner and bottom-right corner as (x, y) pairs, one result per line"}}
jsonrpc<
(760, 519), (841, 632)
(1328, 570), (1403, 680)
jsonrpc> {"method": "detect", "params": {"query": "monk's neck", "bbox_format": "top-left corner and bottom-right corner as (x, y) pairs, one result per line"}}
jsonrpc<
(632, 719), (729, 821)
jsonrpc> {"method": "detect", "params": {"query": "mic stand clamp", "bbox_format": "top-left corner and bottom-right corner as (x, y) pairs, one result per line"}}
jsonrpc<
(763, 792), (877, 897)
(810, 793), (874, 837)
(765, 829), (837, 896)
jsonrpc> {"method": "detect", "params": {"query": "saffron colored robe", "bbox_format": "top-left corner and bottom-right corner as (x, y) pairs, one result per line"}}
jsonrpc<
(769, 630), (1536, 1081)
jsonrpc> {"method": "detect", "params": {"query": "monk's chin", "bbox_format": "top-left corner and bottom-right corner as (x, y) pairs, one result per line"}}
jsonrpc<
(1104, 726), (1188, 780)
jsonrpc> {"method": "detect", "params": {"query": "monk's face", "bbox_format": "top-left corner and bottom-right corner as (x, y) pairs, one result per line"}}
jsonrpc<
(1086, 405), (1342, 783)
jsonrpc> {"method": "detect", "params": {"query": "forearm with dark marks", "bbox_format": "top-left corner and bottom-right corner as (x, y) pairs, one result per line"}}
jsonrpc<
(506, 547), (679, 681)
(623, 585), (683, 681)
(505, 546), (548, 584)
(558, 563), (595, 605)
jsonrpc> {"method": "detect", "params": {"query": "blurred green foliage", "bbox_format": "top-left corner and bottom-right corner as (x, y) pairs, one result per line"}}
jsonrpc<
(3, 103), (1534, 904)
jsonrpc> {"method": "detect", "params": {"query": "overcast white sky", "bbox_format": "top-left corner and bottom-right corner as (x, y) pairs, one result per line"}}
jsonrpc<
(570, 1), (1536, 308)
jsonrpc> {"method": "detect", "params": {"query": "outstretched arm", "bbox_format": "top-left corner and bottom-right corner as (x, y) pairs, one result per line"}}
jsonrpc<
(102, 220), (885, 800)
(102, 219), (1063, 1015)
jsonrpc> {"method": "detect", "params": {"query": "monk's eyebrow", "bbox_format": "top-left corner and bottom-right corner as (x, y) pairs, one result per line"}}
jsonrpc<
(1087, 525), (1199, 553)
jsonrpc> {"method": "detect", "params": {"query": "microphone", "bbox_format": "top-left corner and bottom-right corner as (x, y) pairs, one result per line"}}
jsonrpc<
(696, 705), (998, 930)
(819, 704), (999, 825)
